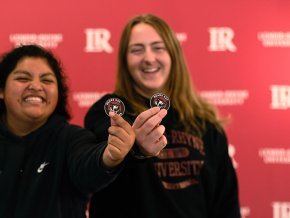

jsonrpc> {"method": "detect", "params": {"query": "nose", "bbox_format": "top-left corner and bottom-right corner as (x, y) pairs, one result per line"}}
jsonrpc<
(28, 80), (43, 91)
(143, 48), (156, 63)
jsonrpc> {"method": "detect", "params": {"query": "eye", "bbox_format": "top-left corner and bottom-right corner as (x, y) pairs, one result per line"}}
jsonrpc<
(15, 77), (30, 82)
(42, 78), (55, 84)
(129, 46), (144, 54)
(153, 46), (166, 52)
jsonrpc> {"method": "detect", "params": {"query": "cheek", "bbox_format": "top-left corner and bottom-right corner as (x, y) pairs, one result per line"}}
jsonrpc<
(5, 84), (22, 100)
(164, 58), (172, 76)
(165, 55), (172, 69)
(46, 86), (59, 105)
(127, 62), (138, 79)
(127, 55), (140, 69)
(51, 90), (59, 105)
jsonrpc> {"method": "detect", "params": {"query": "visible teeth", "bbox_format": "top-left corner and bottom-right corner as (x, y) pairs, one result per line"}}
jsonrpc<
(143, 68), (158, 73)
(25, 97), (43, 103)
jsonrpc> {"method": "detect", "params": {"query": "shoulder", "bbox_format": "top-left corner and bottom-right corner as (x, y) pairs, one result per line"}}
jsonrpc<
(205, 121), (226, 138)
(62, 123), (97, 144)
(84, 93), (112, 121)
(64, 122), (92, 135)
(47, 115), (94, 139)
(202, 121), (228, 152)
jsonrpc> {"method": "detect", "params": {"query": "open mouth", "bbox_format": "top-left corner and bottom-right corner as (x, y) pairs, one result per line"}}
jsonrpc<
(24, 96), (45, 104)
(142, 67), (160, 73)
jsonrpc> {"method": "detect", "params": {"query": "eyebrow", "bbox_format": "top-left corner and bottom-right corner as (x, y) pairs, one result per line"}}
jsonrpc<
(151, 41), (165, 45)
(129, 41), (165, 47)
(12, 70), (31, 76)
(12, 70), (56, 77)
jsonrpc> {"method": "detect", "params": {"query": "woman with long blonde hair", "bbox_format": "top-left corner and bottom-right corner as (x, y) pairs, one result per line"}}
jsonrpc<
(85, 14), (241, 218)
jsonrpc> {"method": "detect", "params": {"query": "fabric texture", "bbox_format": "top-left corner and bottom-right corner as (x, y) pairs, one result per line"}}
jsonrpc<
(0, 114), (119, 218)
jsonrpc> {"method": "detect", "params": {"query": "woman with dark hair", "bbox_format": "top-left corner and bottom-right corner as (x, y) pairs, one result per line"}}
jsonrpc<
(0, 44), (70, 119)
(0, 44), (136, 218)
(85, 14), (241, 218)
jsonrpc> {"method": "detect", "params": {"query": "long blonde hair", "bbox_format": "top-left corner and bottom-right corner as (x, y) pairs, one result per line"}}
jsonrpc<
(115, 14), (224, 136)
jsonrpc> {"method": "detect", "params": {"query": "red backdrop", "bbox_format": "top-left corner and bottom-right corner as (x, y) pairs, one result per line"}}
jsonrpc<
(1, 1), (290, 217)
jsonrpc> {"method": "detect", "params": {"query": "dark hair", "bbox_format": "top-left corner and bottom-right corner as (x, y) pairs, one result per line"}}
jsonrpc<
(0, 44), (71, 120)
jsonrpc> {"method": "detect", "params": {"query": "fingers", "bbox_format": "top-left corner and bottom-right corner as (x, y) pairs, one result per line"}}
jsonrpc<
(133, 107), (167, 136)
(102, 134), (134, 168)
(148, 124), (166, 142)
(137, 124), (165, 144)
(102, 113), (135, 168)
(137, 125), (167, 156)
(103, 106), (168, 167)
(109, 112), (132, 135)
(153, 135), (167, 155)
(131, 107), (168, 157)
(133, 107), (160, 129)
(108, 125), (131, 144)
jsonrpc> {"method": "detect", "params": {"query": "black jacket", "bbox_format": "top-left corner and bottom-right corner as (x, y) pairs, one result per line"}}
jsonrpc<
(85, 93), (241, 218)
(0, 114), (120, 218)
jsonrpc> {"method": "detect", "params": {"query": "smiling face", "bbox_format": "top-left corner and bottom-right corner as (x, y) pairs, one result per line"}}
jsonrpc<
(0, 57), (58, 135)
(126, 23), (171, 98)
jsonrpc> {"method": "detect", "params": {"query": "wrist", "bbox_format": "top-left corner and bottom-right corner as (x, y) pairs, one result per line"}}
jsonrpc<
(130, 145), (153, 159)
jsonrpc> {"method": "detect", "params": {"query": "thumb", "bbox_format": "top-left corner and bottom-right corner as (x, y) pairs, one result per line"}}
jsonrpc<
(109, 111), (116, 126)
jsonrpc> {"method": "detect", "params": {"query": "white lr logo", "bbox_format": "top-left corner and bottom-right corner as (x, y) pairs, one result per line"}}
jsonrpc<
(270, 85), (290, 110)
(208, 27), (237, 52)
(85, 28), (113, 53)
(272, 202), (290, 218)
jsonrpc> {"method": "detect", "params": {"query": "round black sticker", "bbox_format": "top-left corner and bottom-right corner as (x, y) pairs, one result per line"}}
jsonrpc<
(104, 98), (125, 116)
(150, 93), (170, 110)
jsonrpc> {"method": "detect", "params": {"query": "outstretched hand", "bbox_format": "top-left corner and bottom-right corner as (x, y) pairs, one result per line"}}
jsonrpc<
(102, 112), (135, 169)
(132, 107), (167, 157)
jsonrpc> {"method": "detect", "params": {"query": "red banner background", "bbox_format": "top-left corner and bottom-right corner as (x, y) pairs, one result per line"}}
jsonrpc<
(1, 1), (290, 217)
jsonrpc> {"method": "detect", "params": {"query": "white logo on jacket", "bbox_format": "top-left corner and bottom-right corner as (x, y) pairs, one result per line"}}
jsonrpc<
(37, 162), (49, 173)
